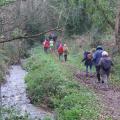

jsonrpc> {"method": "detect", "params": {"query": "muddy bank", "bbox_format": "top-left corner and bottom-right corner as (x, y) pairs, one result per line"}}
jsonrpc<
(1, 65), (53, 120)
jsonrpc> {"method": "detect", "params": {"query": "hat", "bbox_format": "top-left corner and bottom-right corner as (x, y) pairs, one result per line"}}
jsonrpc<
(102, 51), (108, 56)
(96, 46), (103, 50)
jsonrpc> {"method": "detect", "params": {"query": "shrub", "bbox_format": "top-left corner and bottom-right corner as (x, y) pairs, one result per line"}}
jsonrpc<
(2, 107), (29, 120)
(25, 46), (100, 120)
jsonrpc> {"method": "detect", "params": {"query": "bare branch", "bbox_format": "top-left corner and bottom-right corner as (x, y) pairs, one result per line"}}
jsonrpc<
(0, 27), (63, 43)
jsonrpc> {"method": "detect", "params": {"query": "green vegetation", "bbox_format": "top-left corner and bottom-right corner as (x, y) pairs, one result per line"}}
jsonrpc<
(24, 46), (100, 120)
(110, 54), (120, 87)
(47, 0), (116, 36)
(0, 0), (120, 119)
(0, 0), (16, 6)
(1, 107), (29, 120)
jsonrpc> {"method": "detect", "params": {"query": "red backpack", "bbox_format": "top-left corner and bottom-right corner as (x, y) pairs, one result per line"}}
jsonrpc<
(58, 44), (63, 54)
(44, 40), (50, 48)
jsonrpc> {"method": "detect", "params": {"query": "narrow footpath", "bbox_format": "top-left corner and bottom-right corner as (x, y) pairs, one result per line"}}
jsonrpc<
(1, 65), (53, 120)
(74, 68), (120, 120)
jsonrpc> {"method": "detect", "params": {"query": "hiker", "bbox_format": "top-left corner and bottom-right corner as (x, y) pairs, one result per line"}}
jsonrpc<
(82, 51), (93, 76)
(91, 48), (96, 54)
(49, 32), (57, 42)
(56, 39), (62, 50)
(98, 51), (113, 89)
(50, 39), (54, 52)
(43, 39), (50, 53)
(53, 33), (57, 43)
(63, 44), (69, 62)
(49, 32), (52, 40)
(57, 43), (64, 61)
(93, 46), (104, 82)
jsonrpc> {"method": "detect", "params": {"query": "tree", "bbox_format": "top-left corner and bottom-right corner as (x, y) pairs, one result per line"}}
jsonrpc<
(115, 9), (120, 52)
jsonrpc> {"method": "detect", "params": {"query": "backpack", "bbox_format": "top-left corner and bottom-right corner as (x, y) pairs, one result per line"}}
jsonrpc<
(44, 40), (50, 48)
(101, 59), (112, 71)
(58, 44), (63, 54)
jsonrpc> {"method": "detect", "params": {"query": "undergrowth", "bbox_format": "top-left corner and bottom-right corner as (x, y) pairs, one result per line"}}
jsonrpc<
(1, 107), (29, 120)
(110, 54), (120, 87)
(24, 46), (100, 120)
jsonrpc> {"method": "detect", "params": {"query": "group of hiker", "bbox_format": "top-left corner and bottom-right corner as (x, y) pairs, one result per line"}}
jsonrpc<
(82, 46), (113, 89)
(43, 32), (69, 62)
(43, 32), (113, 89)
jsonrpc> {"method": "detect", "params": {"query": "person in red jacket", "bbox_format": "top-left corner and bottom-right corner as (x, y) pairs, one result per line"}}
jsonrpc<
(57, 43), (64, 61)
(43, 39), (50, 53)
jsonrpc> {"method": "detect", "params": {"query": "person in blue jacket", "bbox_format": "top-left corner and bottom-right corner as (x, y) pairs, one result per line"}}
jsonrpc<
(93, 46), (104, 82)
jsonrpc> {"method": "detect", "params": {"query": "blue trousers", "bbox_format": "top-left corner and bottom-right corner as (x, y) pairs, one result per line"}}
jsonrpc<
(86, 64), (92, 74)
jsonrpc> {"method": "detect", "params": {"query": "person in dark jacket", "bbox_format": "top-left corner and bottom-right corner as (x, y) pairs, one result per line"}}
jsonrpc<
(93, 46), (103, 82)
(49, 32), (57, 42)
(82, 51), (93, 77)
(98, 51), (113, 89)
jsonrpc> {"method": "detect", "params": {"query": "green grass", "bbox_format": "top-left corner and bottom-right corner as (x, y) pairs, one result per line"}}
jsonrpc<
(24, 46), (100, 120)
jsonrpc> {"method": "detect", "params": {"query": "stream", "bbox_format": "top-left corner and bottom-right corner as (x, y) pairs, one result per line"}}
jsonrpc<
(1, 65), (53, 120)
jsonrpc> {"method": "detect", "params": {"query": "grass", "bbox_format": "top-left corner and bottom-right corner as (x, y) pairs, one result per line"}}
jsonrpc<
(24, 46), (100, 120)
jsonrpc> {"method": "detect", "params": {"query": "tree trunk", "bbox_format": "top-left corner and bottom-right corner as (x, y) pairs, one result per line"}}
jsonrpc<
(115, 10), (120, 52)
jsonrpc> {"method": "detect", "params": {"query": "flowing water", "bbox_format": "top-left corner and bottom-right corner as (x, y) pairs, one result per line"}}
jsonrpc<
(1, 65), (53, 120)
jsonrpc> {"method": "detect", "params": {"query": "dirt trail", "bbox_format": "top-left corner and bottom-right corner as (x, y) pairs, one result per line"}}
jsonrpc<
(66, 64), (120, 120)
